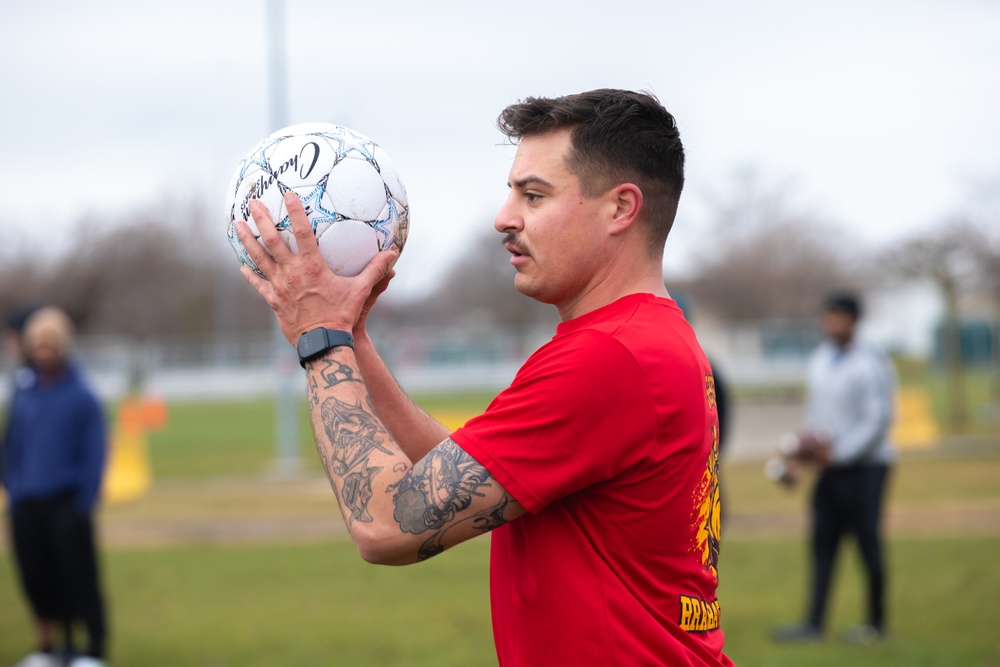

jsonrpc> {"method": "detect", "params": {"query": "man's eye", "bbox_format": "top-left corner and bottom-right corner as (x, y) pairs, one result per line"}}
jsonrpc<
(525, 193), (542, 203)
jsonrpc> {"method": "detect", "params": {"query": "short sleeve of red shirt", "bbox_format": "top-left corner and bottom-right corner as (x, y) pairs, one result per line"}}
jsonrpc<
(454, 328), (654, 513)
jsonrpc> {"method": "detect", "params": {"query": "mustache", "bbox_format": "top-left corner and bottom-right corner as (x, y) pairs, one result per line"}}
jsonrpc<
(502, 233), (528, 255)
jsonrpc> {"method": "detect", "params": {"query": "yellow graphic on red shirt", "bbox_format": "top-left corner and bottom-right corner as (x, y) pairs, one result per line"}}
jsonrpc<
(692, 375), (722, 582)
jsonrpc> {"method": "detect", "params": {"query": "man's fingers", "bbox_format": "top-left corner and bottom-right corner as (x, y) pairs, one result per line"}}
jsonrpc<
(284, 191), (320, 257)
(239, 264), (274, 304)
(250, 199), (291, 259)
(358, 250), (399, 290)
(370, 269), (396, 300)
(234, 220), (277, 278)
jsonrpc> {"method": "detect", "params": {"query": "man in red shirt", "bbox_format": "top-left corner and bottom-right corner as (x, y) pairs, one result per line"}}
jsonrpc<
(236, 88), (733, 666)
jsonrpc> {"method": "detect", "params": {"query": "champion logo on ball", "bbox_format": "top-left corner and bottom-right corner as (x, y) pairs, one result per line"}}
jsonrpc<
(237, 141), (323, 223)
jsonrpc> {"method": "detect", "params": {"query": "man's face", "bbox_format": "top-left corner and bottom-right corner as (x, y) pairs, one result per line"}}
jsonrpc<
(493, 129), (611, 314)
(822, 310), (856, 347)
(26, 340), (64, 375)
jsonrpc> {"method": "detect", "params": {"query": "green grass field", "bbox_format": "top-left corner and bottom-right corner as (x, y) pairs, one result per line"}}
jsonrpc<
(1, 396), (998, 665)
(141, 392), (498, 478)
(2, 535), (997, 666)
(0, 539), (495, 667)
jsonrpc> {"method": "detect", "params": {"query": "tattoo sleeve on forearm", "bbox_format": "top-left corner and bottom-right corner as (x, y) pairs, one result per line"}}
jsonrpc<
(388, 439), (515, 561)
(308, 351), (515, 559)
(320, 395), (393, 524)
(340, 459), (381, 523)
(307, 357), (364, 407)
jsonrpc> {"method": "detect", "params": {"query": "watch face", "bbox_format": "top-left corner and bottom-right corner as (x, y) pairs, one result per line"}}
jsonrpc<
(298, 329), (327, 359)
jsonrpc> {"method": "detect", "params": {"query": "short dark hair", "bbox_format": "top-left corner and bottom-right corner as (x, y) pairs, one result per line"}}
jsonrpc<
(823, 292), (862, 320)
(497, 89), (685, 250)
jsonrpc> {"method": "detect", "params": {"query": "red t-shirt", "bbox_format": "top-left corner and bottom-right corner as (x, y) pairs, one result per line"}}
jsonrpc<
(452, 293), (732, 667)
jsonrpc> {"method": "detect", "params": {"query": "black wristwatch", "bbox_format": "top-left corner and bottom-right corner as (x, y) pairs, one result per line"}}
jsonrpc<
(296, 328), (355, 368)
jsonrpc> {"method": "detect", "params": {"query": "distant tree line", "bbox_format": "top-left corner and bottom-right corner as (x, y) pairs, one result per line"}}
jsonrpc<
(670, 170), (864, 322)
(1, 174), (996, 361)
(0, 199), (271, 342)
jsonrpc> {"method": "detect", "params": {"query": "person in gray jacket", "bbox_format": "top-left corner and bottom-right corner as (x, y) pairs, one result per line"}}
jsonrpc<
(774, 292), (895, 644)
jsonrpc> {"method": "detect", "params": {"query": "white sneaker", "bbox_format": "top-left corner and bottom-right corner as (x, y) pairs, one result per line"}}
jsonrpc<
(67, 658), (108, 667)
(11, 653), (61, 667)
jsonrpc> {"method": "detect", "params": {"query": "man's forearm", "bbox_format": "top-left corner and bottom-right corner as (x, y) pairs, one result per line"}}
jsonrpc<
(303, 345), (521, 565)
(304, 348), (408, 528)
(354, 331), (451, 463)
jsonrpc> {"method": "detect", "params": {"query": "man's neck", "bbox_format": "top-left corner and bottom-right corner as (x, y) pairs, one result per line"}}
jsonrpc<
(832, 335), (855, 351)
(37, 364), (68, 385)
(558, 274), (668, 321)
(557, 244), (667, 321)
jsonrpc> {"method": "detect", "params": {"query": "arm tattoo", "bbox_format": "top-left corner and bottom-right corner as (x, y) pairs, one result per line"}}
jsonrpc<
(414, 492), (515, 562)
(390, 440), (489, 534)
(319, 357), (364, 387)
(388, 439), (515, 561)
(320, 395), (394, 524)
(308, 356), (514, 557)
(309, 357), (364, 405)
(307, 357), (363, 406)
(340, 459), (382, 523)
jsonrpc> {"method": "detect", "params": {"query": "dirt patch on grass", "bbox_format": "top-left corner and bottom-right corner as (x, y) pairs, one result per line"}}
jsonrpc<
(3, 461), (998, 550)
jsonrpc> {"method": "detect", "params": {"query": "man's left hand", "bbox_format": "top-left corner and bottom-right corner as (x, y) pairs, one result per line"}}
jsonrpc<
(234, 190), (398, 345)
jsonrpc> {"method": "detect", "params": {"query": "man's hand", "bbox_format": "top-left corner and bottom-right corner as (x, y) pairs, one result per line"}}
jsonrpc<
(234, 191), (398, 344)
(355, 269), (395, 339)
(796, 433), (832, 466)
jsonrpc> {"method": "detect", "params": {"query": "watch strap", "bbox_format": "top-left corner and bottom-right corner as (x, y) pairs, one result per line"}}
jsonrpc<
(297, 328), (354, 368)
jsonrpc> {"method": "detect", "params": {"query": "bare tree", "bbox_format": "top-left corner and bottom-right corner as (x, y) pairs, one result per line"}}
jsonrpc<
(1, 198), (273, 342)
(680, 169), (863, 322)
(880, 217), (981, 431)
(963, 177), (1000, 430)
(963, 177), (1000, 308)
(0, 235), (52, 327)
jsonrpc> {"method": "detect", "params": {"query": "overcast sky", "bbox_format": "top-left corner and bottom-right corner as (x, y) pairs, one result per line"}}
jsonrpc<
(1, 0), (997, 300)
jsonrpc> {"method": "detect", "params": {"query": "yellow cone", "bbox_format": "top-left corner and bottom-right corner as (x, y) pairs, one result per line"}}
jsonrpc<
(102, 395), (167, 503)
(891, 387), (940, 450)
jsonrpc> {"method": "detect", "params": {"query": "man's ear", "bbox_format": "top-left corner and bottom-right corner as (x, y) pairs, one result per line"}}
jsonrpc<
(608, 183), (643, 235)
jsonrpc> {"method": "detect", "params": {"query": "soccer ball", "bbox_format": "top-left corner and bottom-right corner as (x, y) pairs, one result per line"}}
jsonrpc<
(225, 122), (409, 277)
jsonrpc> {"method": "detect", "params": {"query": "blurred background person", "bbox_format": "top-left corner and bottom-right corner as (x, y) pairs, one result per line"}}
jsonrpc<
(772, 292), (896, 644)
(2, 307), (110, 667)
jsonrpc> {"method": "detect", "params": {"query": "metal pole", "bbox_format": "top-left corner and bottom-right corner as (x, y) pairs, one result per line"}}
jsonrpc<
(266, 0), (300, 474)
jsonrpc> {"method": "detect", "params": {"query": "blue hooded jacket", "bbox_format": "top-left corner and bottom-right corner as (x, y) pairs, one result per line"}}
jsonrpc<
(2, 363), (107, 513)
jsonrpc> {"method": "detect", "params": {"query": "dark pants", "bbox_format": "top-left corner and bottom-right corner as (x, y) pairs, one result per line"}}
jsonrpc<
(10, 493), (107, 659)
(807, 464), (890, 631)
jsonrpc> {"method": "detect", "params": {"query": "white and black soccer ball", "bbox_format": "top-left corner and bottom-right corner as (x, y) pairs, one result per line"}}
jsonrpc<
(225, 122), (409, 277)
